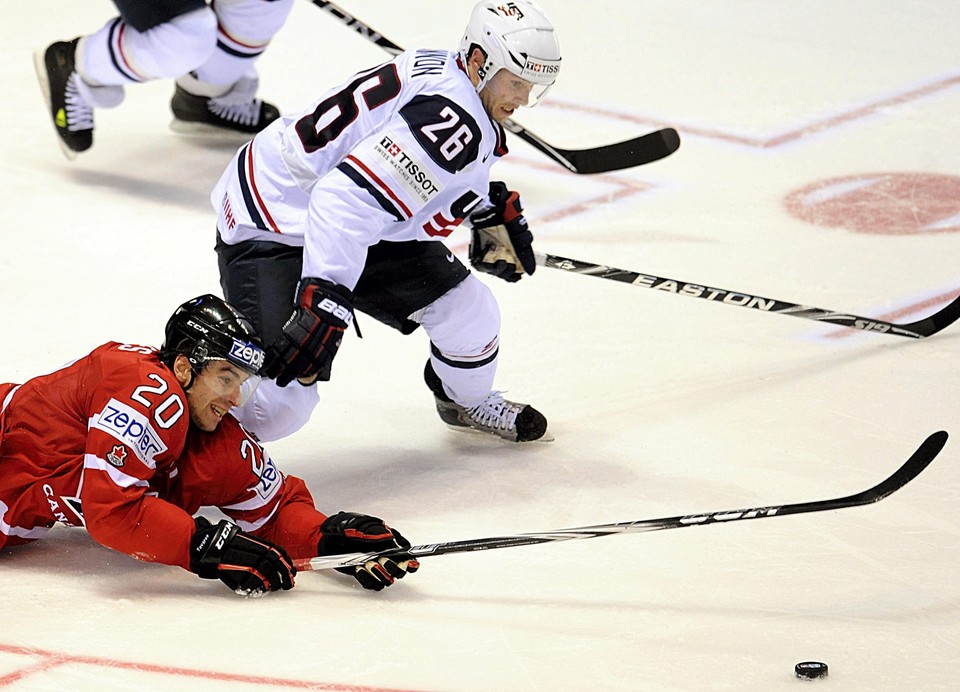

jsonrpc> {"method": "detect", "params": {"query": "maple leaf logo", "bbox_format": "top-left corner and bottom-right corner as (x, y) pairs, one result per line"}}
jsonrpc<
(106, 445), (128, 467)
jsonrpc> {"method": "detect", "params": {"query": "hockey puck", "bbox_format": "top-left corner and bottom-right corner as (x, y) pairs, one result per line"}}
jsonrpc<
(795, 661), (828, 679)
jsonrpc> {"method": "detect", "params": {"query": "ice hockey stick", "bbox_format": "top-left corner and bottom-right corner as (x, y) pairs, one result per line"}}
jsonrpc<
(310, 0), (681, 174)
(537, 252), (960, 339)
(294, 431), (946, 571)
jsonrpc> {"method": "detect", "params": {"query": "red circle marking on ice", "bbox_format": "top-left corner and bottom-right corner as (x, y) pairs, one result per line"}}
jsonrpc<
(784, 173), (960, 235)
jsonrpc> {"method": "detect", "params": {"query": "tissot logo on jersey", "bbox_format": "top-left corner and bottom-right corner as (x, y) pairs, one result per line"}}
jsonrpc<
(373, 135), (443, 204)
(92, 399), (168, 467)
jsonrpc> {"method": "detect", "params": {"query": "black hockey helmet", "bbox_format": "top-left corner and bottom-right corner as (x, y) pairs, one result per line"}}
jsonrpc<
(160, 294), (265, 376)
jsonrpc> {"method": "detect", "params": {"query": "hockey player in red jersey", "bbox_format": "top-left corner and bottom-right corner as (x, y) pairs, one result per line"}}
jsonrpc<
(214, 0), (561, 444)
(0, 295), (418, 595)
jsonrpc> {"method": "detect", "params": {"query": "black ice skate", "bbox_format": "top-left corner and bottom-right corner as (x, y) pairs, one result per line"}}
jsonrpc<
(424, 361), (549, 442)
(34, 39), (93, 159)
(170, 74), (279, 138)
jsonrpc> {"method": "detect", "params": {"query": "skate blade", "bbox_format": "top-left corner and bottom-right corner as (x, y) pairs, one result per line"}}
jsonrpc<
(169, 118), (258, 143)
(444, 423), (555, 444)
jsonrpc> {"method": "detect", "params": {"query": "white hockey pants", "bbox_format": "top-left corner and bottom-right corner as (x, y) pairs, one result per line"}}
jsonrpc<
(232, 275), (501, 442)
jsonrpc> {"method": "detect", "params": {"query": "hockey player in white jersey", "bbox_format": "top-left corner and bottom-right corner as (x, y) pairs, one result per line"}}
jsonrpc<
(34, 0), (292, 159)
(214, 0), (561, 443)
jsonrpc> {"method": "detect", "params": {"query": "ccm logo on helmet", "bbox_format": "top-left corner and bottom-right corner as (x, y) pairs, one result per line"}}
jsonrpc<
(185, 319), (210, 335)
(230, 340), (265, 371)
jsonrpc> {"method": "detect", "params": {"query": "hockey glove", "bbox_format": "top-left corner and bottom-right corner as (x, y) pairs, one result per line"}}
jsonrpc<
(190, 517), (296, 595)
(317, 511), (420, 591)
(264, 277), (353, 387)
(468, 181), (536, 283)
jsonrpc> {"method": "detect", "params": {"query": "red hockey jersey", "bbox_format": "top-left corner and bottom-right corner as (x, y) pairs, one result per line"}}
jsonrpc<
(0, 342), (326, 568)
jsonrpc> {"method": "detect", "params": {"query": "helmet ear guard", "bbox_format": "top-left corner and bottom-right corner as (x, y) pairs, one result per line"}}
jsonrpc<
(459, 0), (561, 106)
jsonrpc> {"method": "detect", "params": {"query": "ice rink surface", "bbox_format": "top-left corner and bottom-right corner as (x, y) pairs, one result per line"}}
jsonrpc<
(3, 1), (960, 690)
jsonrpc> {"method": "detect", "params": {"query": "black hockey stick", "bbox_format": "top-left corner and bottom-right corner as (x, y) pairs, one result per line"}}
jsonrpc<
(309, 0), (680, 174)
(294, 431), (946, 571)
(537, 252), (960, 339)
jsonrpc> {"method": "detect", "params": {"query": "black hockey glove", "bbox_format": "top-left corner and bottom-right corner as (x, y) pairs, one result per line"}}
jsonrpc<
(317, 511), (420, 591)
(468, 181), (536, 283)
(190, 517), (296, 595)
(263, 277), (353, 387)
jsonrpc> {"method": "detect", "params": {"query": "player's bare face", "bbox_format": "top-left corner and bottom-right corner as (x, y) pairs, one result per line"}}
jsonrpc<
(186, 362), (250, 432)
(480, 69), (534, 122)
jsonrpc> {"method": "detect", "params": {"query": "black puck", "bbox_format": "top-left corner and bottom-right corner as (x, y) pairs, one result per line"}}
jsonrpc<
(795, 661), (828, 679)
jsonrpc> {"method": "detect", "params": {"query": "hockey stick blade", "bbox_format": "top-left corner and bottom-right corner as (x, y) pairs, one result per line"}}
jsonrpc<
(294, 431), (946, 571)
(502, 123), (681, 174)
(537, 252), (960, 338)
(310, 0), (679, 174)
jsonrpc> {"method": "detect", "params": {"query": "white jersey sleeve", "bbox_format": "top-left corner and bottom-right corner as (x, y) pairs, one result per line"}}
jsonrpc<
(212, 49), (506, 288)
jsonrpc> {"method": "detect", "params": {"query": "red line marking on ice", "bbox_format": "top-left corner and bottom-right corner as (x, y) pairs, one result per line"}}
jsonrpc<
(0, 642), (421, 691)
(0, 653), (70, 686)
(542, 72), (960, 148)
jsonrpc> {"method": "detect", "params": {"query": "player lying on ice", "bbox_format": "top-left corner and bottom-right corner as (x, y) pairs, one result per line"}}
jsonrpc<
(0, 295), (417, 596)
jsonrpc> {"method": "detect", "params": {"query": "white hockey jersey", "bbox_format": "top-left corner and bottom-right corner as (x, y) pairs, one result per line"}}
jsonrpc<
(212, 49), (507, 289)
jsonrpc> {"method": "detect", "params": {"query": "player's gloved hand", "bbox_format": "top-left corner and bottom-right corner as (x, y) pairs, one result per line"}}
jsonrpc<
(263, 277), (353, 387)
(190, 517), (296, 595)
(468, 181), (536, 283)
(317, 511), (420, 591)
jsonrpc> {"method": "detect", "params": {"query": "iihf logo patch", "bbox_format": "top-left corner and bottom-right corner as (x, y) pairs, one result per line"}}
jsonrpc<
(106, 444), (128, 468)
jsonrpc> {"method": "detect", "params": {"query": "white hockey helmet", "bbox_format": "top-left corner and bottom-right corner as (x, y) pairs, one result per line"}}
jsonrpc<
(459, 0), (561, 107)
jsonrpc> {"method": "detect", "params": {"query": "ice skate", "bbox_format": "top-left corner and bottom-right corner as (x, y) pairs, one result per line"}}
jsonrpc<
(34, 38), (124, 159)
(170, 73), (279, 138)
(424, 362), (550, 442)
(34, 39), (92, 159)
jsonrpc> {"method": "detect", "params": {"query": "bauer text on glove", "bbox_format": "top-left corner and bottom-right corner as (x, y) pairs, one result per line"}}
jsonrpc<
(263, 277), (353, 386)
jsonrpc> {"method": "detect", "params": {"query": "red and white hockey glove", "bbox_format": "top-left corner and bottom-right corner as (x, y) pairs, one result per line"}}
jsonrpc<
(190, 517), (296, 595)
(468, 181), (536, 283)
(264, 277), (353, 387)
(318, 512), (420, 591)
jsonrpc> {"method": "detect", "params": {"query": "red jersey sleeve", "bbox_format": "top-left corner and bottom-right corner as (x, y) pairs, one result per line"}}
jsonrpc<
(170, 416), (327, 560)
(252, 475), (327, 560)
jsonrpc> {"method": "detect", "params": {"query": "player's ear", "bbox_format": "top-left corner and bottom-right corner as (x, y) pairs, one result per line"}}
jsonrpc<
(172, 354), (194, 387)
(466, 46), (486, 82)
